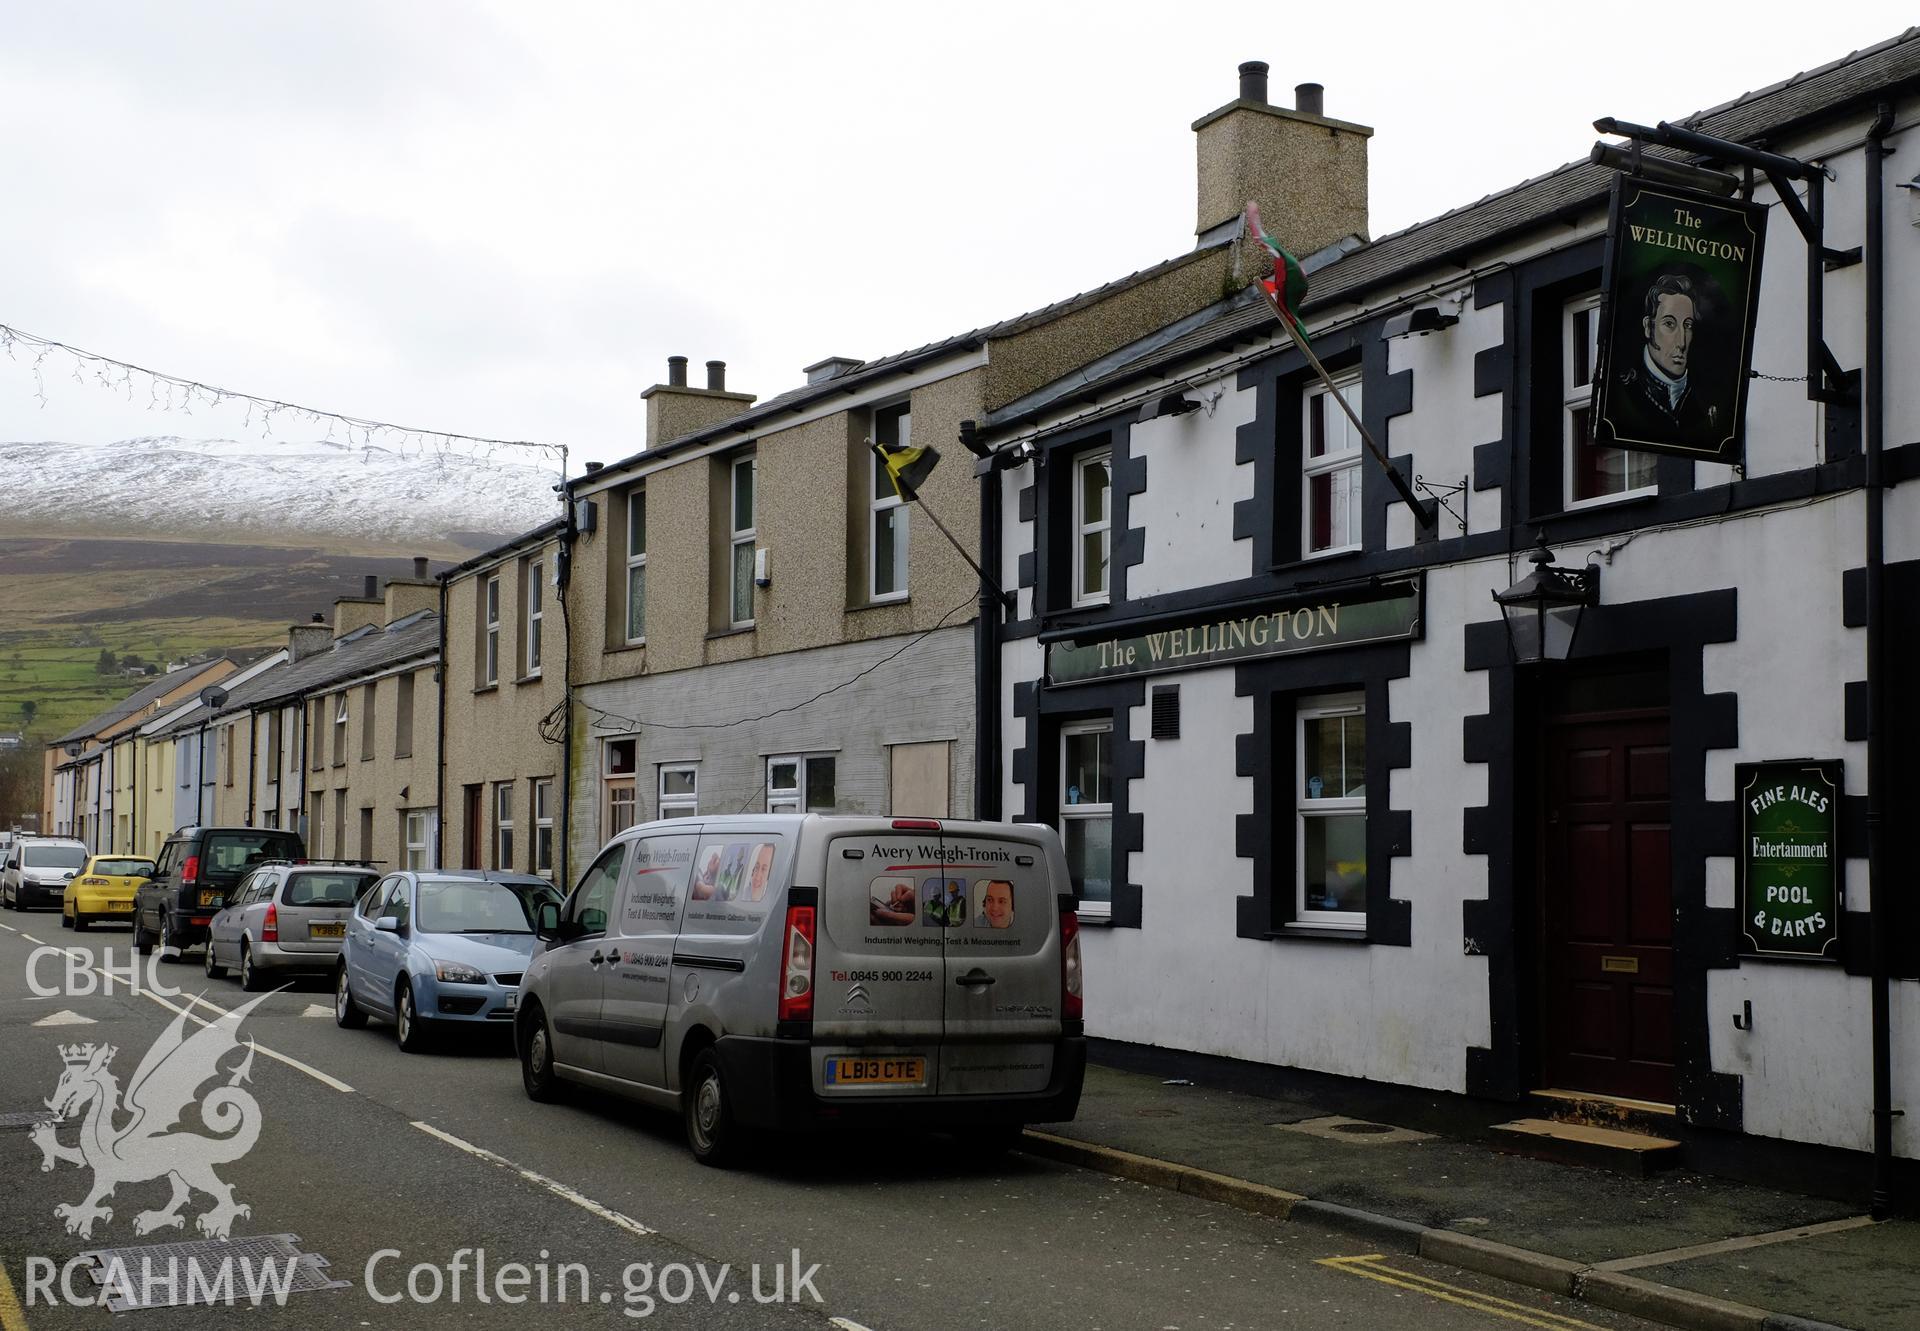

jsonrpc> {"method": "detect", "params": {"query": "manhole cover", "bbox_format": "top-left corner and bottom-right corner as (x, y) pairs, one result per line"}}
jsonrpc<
(0, 1111), (56, 1130)
(77, 1234), (346, 1312)
(1329, 1121), (1397, 1135)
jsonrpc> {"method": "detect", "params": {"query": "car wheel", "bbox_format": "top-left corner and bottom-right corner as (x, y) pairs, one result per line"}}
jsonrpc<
(157, 913), (183, 963)
(334, 966), (367, 1029)
(519, 1003), (565, 1103)
(239, 942), (267, 993)
(134, 913), (155, 956)
(685, 1047), (743, 1167)
(60, 909), (72, 930)
(394, 979), (431, 1053)
(204, 938), (226, 980)
(73, 913), (91, 933)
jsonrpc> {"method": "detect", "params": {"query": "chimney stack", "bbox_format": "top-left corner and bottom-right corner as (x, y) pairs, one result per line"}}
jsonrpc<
(640, 354), (756, 450)
(1192, 63), (1372, 260)
(287, 621), (333, 662)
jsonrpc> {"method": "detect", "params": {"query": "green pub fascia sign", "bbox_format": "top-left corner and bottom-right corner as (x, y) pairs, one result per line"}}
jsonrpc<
(1046, 582), (1421, 686)
(1737, 760), (1842, 960)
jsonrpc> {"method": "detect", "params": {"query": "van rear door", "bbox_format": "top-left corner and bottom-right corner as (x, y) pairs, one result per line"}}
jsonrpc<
(815, 826), (947, 1097)
(935, 826), (1062, 1095)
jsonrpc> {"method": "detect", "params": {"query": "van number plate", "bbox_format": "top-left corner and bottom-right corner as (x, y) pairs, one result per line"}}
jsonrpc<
(825, 1057), (926, 1087)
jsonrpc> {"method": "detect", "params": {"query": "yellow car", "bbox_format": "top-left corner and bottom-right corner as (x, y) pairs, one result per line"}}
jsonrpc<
(63, 855), (155, 932)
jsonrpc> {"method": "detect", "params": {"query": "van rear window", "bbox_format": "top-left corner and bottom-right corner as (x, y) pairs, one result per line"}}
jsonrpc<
(202, 833), (302, 876)
(284, 872), (376, 907)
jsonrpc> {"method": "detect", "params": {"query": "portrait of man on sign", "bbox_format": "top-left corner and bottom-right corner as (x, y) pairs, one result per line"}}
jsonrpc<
(1607, 270), (1718, 444)
(1590, 179), (1766, 465)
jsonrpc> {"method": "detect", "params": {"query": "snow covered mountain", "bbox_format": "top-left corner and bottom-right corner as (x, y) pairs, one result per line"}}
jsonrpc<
(0, 436), (561, 549)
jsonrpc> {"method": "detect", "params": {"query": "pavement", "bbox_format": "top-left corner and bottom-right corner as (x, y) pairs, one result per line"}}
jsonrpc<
(1019, 1049), (1920, 1331)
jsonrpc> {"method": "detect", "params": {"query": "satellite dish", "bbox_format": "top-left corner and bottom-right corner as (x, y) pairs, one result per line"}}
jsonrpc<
(200, 686), (230, 709)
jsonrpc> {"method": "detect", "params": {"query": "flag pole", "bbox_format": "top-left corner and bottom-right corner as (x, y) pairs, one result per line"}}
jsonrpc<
(1275, 311), (1432, 527)
(868, 441), (1012, 609)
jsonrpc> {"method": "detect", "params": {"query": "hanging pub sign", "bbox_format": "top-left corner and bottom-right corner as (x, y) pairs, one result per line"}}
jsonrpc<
(1591, 177), (1768, 465)
(1046, 581), (1421, 686)
(1737, 760), (1842, 960)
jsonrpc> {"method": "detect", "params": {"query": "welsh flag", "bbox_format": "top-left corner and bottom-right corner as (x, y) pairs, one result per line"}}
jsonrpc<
(1245, 201), (1308, 336)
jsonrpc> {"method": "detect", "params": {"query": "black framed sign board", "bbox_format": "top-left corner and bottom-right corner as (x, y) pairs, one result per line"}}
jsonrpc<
(1592, 177), (1769, 465)
(1737, 760), (1842, 960)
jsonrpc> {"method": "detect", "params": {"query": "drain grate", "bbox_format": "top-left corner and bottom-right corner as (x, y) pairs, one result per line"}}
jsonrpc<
(0, 1110), (56, 1130)
(76, 1233), (346, 1312)
(1328, 1121), (1396, 1135)
(1273, 1115), (1435, 1146)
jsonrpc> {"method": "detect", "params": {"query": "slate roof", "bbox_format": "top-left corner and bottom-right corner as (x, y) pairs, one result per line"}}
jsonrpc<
(983, 27), (1920, 433)
(183, 613), (442, 728)
(49, 649), (271, 746)
(584, 243), (1233, 484)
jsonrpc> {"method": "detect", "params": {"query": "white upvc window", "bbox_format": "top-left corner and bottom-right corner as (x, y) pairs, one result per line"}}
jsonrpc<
(730, 455), (756, 628)
(1296, 693), (1366, 928)
(494, 781), (514, 870)
(1564, 293), (1658, 509)
(625, 490), (647, 644)
(1304, 371), (1364, 557)
(604, 737), (637, 836)
(869, 402), (910, 602)
(767, 753), (837, 813)
(483, 574), (501, 686)
(525, 559), (545, 676)
(404, 810), (432, 872)
(532, 778), (554, 875)
(332, 694), (348, 765)
(659, 765), (698, 819)
(1058, 720), (1113, 917)
(1071, 451), (1112, 607)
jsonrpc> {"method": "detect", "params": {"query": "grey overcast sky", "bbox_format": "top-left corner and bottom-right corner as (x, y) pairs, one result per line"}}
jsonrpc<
(2, 2), (1912, 472)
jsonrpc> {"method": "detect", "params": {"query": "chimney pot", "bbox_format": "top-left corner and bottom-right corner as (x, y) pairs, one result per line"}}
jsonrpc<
(362, 574), (378, 598)
(667, 356), (688, 387)
(1295, 82), (1324, 116)
(706, 360), (726, 392)
(311, 612), (324, 623)
(584, 460), (604, 474)
(1239, 61), (1270, 104)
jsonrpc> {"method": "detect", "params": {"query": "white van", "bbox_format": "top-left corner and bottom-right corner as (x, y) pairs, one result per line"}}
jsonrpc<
(516, 815), (1086, 1164)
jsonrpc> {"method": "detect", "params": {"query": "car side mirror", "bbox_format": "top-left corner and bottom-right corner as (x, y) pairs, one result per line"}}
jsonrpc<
(536, 901), (561, 940)
(374, 915), (401, 934)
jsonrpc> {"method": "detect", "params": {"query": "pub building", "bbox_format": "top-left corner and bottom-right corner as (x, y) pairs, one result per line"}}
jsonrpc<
(968, 37), (1920, 1195)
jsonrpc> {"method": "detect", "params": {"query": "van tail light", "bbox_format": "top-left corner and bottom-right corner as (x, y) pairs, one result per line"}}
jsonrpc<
(1060, 908), (1083, 1022)
(778, 905), (816, 1022)
(261, 903), (279, 943)
(891, 819), (942, 831)
(181, 856), (199, 887)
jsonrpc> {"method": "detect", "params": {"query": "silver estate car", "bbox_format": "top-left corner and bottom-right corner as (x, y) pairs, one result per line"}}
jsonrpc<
(204, 864), (381, 991)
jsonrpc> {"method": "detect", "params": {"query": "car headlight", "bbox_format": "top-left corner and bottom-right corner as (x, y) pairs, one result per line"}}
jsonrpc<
(433, 961), (488, 984)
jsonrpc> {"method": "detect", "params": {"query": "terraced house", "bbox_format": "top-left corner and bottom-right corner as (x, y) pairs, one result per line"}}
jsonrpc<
(975, 42), (1920, 1189)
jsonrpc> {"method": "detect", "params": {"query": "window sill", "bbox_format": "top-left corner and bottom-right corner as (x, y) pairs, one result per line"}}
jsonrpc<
(850, 596), (911, 613)
(514, 673), (544, 686)
(707, 625), (756, 641)
(1554, 489), (1661, 517)
(1265, 924), (1369, 943)
(471, 684), (498, 696)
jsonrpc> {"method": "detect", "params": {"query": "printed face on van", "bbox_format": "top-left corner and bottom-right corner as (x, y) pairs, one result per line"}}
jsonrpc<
(746, 844), (775, 902)
(978, 879), (1014, 929)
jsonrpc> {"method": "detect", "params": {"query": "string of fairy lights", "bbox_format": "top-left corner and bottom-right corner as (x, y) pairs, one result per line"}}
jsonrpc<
(0, 320), (571, 476)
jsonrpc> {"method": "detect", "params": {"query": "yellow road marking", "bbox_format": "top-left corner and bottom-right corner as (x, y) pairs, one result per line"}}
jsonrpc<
(0, 1260), (30, 1331)
(1318, 1255), (1606, 1331)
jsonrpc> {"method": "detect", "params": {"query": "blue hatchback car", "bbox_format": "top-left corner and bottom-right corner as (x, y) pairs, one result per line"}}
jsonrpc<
(335, 870), (560, 1052)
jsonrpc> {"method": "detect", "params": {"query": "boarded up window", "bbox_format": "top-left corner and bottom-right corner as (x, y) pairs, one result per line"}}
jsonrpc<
(889, 741), (950, 819)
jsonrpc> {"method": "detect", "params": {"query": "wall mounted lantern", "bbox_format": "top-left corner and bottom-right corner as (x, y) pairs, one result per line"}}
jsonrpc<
(1493, 534), (1599, 664)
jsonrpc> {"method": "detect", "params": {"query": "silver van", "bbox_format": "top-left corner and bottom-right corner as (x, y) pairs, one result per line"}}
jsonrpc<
(516, 815), (1086, 1164)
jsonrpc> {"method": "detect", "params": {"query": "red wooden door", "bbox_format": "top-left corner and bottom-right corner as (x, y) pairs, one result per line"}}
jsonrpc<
(1541, 715), (1675, 1103)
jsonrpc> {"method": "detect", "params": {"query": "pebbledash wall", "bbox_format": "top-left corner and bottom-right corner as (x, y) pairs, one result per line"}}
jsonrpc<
(986, 53), (1919, 1162)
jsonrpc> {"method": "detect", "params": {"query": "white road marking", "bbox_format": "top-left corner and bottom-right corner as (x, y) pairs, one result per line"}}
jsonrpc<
(0, 922), (15, 932)
(830, 1320), (879, 1331)
(32, 1009), (96, 1027)
(19, 933), (45, 944)
(302, 1003), (333, 1018)
(411, 1121), (655, 1238)
(70, 954), (356, 1093)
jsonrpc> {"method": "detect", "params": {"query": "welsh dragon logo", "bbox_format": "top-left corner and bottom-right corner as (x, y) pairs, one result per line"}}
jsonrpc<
(31, 992), (268, 1240)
